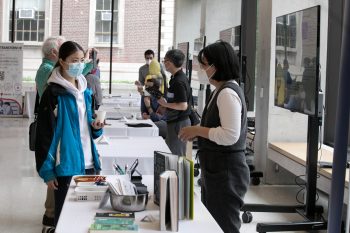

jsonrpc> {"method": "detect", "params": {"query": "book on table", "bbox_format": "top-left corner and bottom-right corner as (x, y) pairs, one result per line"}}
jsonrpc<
(89, 212), (137, 233)
(154, 151), (194, 220)
(89, 223), (138, 233)
(94, 212), (135, 219)
(159, 170), (179, 232)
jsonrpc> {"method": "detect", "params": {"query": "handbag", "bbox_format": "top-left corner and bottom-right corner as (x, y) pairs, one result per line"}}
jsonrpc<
(29, 91), (39, 151)
(29, 116), (37, 151)
(189, 108), (200, 126)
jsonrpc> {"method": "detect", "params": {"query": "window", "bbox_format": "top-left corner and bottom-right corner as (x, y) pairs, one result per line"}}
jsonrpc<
(8, 0), (45, 42)
(276, 14), (296, 49)
(234, 26), (241, 47)
(95, 0), (118, 44)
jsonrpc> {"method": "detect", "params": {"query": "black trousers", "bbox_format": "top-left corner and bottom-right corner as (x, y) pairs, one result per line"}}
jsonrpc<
(199, 150), (250, 233)
(54, 168), (96, 226)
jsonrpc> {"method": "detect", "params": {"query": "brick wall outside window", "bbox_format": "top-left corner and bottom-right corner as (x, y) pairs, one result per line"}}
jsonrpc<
(50, 0), (160, 63)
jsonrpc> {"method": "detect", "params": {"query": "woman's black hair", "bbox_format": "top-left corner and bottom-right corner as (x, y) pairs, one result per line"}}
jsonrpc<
(198, 40), (240, 82)
(55, 41), (84, 68)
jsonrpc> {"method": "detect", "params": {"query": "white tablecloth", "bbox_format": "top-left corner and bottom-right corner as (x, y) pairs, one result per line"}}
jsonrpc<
(102, 95), (141, 107)
(98, 105), (141, 120)
(55, 175), (223, 233)
(104, 119), (159, 137)
(96, 136), (170, 175)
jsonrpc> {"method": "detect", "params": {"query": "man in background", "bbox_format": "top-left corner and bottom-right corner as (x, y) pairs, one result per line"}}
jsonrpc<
(35, 36), (66, 100)
(157, 49), (191, 156)
(85, 73), (102, 110)
(139, 49), (156, 86)
(137, 49), (167, 93)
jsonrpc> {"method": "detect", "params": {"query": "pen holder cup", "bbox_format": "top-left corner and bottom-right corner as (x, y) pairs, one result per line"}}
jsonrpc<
(110, 191), (149, 212)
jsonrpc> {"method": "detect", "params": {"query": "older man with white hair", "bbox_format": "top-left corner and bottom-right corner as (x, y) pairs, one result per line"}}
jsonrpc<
(35, 36), (66, 99)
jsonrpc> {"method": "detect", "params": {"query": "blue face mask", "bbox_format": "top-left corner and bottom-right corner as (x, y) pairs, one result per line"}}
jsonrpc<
(67, 62), (85, 79)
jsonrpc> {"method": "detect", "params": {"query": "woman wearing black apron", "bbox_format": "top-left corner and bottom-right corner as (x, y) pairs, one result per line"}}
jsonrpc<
(179, 40), (250, 233)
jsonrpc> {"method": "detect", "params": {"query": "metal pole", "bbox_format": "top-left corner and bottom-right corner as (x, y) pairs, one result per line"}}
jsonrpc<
(157, 0), (162, 61)
(11, 0), (16, 42)
(59, 0), (63, 35)
(328, 0), (350, 232)
(109, 0), (115, 94)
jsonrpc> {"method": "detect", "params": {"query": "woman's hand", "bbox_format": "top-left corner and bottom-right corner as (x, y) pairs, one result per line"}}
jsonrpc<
(179, 126), (198, 142)
(92, 120), (104, 129)
(47, 179), (58, 190)
(157, 97), (167, 107)
(144, 96), (151, 106)
(134, 81), (144, 94)
(142, 112), (150, 119)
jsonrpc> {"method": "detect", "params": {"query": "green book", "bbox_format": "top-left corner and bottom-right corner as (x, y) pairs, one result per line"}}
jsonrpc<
(94, 218), (134, 225)
(89, 223), (138, 232)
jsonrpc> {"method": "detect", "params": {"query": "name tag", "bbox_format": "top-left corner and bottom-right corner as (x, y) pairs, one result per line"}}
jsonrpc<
(167, 92), (174, 98)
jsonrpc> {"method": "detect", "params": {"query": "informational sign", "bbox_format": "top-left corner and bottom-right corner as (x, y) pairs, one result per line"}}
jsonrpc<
(0, 43), (23, 116)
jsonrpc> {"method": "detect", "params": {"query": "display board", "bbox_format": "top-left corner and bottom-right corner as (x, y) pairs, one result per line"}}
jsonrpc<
(274, 6), (320, 116)
(0, 43), (23, 116)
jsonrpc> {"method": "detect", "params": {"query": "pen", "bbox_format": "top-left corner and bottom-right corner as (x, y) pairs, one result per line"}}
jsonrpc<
(129, 159), (139, 176)
(125, 164), (128, 174)
(117, 164), (125, 175)
(113, 163), (125, 175)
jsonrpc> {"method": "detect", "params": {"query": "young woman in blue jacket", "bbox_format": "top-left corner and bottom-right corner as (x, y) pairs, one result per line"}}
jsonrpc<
(35, 41), (104, 227)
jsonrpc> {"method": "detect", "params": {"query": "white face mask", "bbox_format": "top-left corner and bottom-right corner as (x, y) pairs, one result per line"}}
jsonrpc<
(197, 64), (214, 84)
(67, 62), (85, 79)
(145, 59), (152, 65)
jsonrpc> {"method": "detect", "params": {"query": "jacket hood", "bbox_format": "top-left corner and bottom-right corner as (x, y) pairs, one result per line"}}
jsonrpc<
(149, 59), (161, 75)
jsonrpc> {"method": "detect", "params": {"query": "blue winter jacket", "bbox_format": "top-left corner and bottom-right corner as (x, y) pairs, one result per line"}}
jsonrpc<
(35, 83), (102, 182)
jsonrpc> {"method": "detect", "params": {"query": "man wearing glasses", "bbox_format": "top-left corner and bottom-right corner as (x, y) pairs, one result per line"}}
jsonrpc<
(157, 49), (191, 156)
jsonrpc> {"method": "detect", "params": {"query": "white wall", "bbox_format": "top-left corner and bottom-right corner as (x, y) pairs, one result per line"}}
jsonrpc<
(204, 0), (241, 44)
(161, 0), (175, 58)
(174, 0), (201, 54)
(174, 0), (241, 55)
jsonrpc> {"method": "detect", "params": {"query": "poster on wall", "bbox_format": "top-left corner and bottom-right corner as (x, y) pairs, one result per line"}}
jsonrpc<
(0, 43), (23, 116)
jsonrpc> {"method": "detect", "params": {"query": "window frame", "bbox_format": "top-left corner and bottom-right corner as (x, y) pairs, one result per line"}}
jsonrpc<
(2, 0), (51, 46)
(89, 0), (125, 48)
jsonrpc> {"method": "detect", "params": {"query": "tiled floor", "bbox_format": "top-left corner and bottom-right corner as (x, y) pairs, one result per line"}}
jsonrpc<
(0, 118), (326, 233)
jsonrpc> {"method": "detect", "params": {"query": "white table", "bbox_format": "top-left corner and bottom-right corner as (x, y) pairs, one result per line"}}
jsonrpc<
(55, 175), (223, 233)
(96, 136), (170, 175)
(104, 119), (159, 137)
(102, 95), (141, 108)
(99, 105), (141, 120)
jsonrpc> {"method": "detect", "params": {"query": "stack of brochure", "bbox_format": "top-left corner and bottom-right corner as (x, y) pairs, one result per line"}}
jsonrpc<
(108, 176), (137, 195)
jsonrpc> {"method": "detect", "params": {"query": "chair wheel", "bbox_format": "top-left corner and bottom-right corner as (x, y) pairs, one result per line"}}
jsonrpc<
(242, 211), (253, 223)
(252, 177), (260, 185)
(197, 178), (202, 186)
(194, 168), (200, 177)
